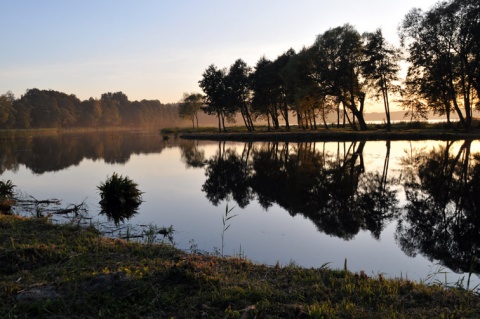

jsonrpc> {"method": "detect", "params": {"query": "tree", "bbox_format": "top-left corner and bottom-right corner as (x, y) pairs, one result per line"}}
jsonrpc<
(362, 29), (401, 131)
(280, 47), (334, 130)
(225, 59), (255, 131)
(249, 51), (296, 131)
(21, 89), (61, 128)
(399, 0), (480, 129)
(271, 49), (296, 131)
(314, 24), (368, 130)
(250, 57), (279, 130)
(0, 91), (16, 129)
(179, 93), (203, 128)
(199, 64), (234, 132)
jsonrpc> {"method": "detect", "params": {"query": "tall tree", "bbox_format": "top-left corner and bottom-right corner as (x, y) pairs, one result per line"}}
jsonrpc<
(225, 59), (255, 131)
(362, 29), (401, 131)
(400, 0), (480, 129)
(314, 24), (368, 131)
(250, 57), (279, 130)
(272, 49), (296, 131)
(199, 64), (233, 132)
(281, 47), (334, 130)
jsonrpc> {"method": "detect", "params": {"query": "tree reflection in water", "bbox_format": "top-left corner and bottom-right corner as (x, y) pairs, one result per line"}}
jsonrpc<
(194, 139), (480, 277)
(198, 140), (400, 240)
(397, 140), (480, 275)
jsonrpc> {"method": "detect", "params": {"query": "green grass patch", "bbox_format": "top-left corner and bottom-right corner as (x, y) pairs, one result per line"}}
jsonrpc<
(1, 215), (479, 318)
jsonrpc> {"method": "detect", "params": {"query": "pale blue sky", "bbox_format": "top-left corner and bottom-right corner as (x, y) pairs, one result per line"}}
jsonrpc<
(1, 0), (437, 105)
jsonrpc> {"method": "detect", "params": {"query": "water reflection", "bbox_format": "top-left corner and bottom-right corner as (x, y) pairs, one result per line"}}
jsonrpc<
(397, 140), (480, 275)
(199, 141), (400, 240)
(0, 131), (181, 174)
(192, 140), (480, 276)
(1, 132), (479, 280)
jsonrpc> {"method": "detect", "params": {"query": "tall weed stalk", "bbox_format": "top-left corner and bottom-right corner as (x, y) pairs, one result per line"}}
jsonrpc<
(221, 204), (237, 257)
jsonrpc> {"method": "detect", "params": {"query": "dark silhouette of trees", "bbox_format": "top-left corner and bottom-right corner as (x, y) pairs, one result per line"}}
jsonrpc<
(226, 59), (255, 132)
(198, 65), (234, 132)
(399, 0), (480, 129)
(362, 29), (401, 131)
(250, 57), (280, 130)
(313, 24), (369, 131)
(197, 0), (479, 131)
(281, 47), (332, 130)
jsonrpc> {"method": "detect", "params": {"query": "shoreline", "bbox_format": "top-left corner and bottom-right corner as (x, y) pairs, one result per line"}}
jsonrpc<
(180, 129), (480, 142)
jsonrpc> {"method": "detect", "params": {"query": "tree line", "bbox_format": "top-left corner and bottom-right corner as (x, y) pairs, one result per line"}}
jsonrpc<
(0, 89), (182, 129)
(192, 0), (479, 132)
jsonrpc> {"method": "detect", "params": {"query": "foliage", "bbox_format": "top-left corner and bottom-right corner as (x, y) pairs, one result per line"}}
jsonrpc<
(97, 173), (143, 225)
(1, 215), (480, 318)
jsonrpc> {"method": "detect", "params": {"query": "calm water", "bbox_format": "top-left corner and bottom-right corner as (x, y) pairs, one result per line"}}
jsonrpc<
(1, 131), (479, 288)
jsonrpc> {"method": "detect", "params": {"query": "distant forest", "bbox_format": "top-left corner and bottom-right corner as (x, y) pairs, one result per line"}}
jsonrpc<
(0, 89), (184, 130)
(196, 0), (480, 132)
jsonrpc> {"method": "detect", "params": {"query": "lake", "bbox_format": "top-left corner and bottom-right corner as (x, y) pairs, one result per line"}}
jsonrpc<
(1, 131), (479, 289)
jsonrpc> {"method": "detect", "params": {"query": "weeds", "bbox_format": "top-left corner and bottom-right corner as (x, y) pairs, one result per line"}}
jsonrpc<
(221, 203), (237, 257)
(142, 224), (175, 245)
(425, 262), (480, 295)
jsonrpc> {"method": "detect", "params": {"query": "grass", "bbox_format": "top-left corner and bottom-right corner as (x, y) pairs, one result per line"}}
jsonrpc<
(1, 215), (479, 318)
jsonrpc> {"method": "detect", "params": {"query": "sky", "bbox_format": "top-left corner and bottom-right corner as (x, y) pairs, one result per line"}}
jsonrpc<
(1, 0), (439, 108)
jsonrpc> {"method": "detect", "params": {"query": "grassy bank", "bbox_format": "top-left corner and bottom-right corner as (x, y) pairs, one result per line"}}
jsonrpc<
(1, 215), (479, 318)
